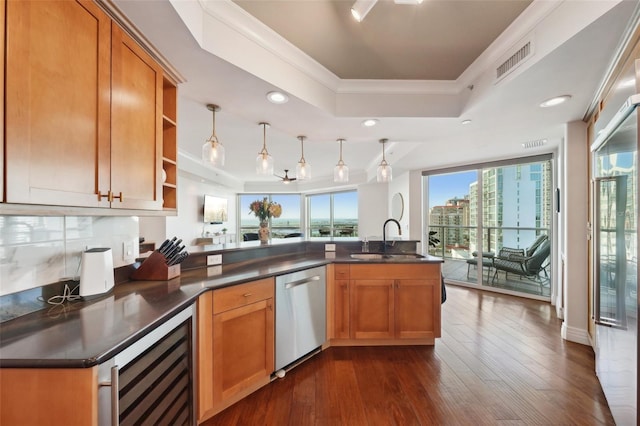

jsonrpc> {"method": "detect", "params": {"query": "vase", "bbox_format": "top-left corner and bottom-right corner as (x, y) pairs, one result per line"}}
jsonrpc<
(258, 221), (270, 244)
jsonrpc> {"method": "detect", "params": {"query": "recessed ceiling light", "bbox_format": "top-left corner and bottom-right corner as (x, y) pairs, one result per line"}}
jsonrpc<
(539, 95), (571, 108)
(618, 78), (635, 89)
(461, 119), (472, 125)
(362, 118), (379, 127)
(266, 91), (288, 104)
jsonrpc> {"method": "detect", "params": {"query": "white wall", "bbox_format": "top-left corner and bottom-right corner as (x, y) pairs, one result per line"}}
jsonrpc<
(164, 172), (238, 246)
(357, 182), (389, 239)
(561, 121), (590, 345)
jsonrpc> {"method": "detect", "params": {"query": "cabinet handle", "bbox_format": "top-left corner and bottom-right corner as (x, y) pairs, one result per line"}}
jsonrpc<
(243, 293), (252, 297)
(110, 192), (123, 203)
(97, 191), (124, 203)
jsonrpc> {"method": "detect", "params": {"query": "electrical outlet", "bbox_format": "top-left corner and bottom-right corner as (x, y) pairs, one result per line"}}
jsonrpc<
(123, 240), (135, 262)
(325, 244), (336, 252)
(207, 254), (222, 266)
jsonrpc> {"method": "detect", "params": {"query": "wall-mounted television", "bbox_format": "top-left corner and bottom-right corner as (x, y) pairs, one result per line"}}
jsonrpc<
(204, 195), (228, 224)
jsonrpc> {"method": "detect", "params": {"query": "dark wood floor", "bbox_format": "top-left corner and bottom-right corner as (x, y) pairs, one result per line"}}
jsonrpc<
(204, 285), (614, 425)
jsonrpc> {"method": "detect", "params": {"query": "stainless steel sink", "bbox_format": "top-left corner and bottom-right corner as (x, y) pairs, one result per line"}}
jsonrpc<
(349, 253), (424, 260)
(384, 254), (425, 259)
(350, 253), (385, 260)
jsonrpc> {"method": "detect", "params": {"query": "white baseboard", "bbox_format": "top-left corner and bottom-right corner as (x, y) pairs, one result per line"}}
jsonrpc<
(561, 322), (590, 345)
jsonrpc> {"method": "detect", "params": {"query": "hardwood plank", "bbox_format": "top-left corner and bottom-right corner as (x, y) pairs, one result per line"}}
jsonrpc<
(202, 285), (615, 426)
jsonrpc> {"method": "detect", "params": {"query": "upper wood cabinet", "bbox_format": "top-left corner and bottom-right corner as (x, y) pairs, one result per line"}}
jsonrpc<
(110, 24), (163, 210)
(3, 0), (177, 212)
(5, 0), (112, 207)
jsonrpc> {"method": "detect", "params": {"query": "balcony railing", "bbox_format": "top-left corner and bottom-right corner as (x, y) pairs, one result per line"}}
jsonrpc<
(427, 225), (549, 259)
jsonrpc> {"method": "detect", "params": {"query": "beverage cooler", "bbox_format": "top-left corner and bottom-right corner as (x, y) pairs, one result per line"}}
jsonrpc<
(591, 94), (639, 425)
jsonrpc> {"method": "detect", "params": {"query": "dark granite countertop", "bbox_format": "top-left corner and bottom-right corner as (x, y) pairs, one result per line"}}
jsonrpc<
(0, 243), (441, 369)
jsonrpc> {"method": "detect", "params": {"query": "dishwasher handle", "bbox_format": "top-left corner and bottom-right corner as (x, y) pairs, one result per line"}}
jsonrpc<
(284, 275), (320, 289)
(99, 365), (120, 426)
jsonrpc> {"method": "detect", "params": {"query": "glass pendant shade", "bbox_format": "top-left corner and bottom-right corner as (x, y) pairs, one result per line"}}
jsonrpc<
(256, 151), (274, 175)
(256, 122), (274, 175)
(296, 135), (310, 180)
(334, 161), (349, 182)
(376, 138), (392, 183)
(202, 104), (224, 167)
(377, 161), (392, 182)
(202, 139), (225, 166)
(334, 139), (349, 182)
(297, 160), (310, 180)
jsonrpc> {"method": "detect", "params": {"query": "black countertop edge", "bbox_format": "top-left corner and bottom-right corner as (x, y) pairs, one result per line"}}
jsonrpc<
(0, 252), (441, 369)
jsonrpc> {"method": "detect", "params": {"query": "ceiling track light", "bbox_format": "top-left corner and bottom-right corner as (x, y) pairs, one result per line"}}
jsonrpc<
(377, 138), (392, 183)
(296, 135), (311, 180)
(201, 104), (224, 167)
(256, 122), (274, 175)
(334, 139), (349, 183)
(351, 0), (377, 22)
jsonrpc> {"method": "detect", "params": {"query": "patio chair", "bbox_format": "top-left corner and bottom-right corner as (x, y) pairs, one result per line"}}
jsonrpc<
(499, 234), (548, 258)
(492, 240), (551, 294)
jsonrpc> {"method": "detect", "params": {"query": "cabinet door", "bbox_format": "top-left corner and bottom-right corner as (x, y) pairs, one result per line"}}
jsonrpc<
(350, 279), (394, 339)
(197, 292), (215, 423)
(395, 279), (439, 339)
(334, 279), (350, 339)
(0, 367), (98, 425)
(212, 298), (274, 407)
(111, 25), (163, 210)
(5, 0), (111, 206)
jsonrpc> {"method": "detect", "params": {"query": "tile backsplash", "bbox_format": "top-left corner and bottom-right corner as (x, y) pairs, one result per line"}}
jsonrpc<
(0, 216), (139, 296)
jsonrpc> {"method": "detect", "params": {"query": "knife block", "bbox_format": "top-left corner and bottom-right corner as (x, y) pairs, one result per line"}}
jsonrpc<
(131, 250), (181, 281)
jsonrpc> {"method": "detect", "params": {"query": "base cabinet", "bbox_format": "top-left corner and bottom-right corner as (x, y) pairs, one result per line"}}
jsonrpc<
(197, 278), (275, 423)
(0, 367), (98, 425)
(330, 263), (441, 344)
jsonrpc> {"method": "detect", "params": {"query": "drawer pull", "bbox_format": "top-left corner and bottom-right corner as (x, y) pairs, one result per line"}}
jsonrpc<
(243, 293), (252, 297)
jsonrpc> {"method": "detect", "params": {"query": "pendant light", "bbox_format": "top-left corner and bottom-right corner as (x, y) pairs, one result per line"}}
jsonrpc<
(296, 135), (311, 180)
(201, 104), (224, 167)
(256, 122), (274, 175)
(334, 139), (349, 183)
(377, 138), (392, 183)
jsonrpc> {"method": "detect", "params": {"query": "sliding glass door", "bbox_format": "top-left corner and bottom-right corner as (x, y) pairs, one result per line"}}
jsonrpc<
(425, 156), (553, 299)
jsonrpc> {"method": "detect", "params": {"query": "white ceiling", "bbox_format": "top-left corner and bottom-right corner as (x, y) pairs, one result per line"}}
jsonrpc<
(112, 0), (639, 193)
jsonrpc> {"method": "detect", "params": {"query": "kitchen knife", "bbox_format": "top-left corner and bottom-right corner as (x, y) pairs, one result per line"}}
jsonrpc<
(159, 237), (177, 256)
(168, 251), (189, 266)
(158, 239), (171, 254)
(166, 246), (185, 265)
(164, 240), (183, 260)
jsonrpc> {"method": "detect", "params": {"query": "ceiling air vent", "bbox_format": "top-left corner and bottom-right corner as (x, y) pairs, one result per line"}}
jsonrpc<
(496, 41), (531, 81)
(522, 138), (547, 149)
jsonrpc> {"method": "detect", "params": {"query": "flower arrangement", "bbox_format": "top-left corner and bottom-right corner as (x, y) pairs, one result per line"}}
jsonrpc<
(249, 197), (282, 222)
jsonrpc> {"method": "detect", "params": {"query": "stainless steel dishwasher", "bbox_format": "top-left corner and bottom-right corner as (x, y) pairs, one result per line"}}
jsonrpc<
(275, 266), (326, 372)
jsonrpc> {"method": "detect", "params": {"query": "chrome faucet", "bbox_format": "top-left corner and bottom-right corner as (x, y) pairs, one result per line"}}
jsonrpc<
(383, 218), (402, 252)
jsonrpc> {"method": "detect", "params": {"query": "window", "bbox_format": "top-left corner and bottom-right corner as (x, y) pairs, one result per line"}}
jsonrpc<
(307, 190), (358, 238)
(238, 193), (302, 239)
(424, 155), (553, 299)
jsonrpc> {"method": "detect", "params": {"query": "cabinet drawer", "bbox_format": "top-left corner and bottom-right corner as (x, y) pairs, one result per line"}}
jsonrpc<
(335, 264), (350, 279)
(213, 278), (274, 314)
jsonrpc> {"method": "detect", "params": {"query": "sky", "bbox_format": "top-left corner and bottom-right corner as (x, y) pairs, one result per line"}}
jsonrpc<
(428, 170), (477, 207)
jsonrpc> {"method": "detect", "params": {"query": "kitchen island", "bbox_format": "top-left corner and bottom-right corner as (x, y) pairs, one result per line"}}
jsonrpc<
(0, 240), (442, 424)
